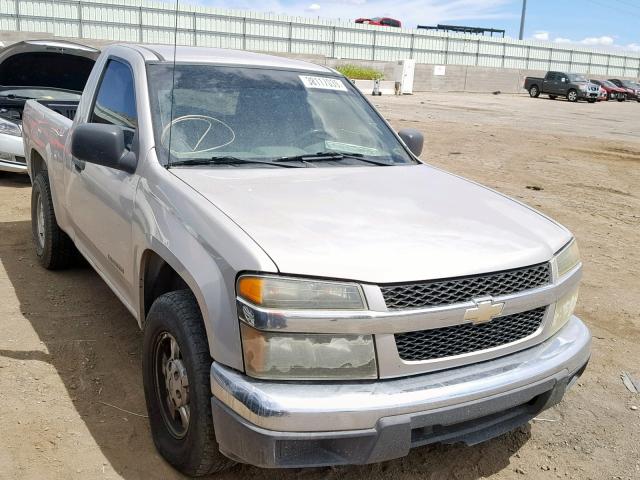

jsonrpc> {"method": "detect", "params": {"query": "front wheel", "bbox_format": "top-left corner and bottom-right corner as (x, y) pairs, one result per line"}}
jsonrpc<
(529, 85), (540, 98)
(143, 290), (233, 476)
(567, 89), (578, 102)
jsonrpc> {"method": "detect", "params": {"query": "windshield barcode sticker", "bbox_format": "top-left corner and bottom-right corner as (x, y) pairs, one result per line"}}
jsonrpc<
(300, 75), (348, 92)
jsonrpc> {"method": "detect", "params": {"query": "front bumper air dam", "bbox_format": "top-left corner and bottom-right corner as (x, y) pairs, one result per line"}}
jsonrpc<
(210, 315), (591, 468)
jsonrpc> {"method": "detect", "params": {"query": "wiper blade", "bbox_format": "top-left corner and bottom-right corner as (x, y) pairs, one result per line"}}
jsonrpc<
(274, 152), (393, 166)
(0, 93), (34, 100)
(169, 156), (303, 168)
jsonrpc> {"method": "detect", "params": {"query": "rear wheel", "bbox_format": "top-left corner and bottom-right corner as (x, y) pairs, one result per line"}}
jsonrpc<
(567, 89), (578, 102)
(529, 85), (540, 98)
(31, 171), (76, 270)
(143, 290), (233, 476)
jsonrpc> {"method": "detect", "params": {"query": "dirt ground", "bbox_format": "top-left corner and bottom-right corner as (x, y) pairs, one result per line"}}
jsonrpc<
(1, 92), (639, 480)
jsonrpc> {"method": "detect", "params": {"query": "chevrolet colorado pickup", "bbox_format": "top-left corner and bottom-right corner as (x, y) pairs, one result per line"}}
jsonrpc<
(23, 44), (590, 476)
(524, 71), (599, 102)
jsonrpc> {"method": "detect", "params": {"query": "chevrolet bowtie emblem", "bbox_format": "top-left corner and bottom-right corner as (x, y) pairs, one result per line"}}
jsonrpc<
(464, 297), (505, 324)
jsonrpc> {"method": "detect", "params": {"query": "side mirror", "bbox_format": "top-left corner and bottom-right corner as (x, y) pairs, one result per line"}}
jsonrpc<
(398, 128), (424, 157)
(71, 123), (137, 174)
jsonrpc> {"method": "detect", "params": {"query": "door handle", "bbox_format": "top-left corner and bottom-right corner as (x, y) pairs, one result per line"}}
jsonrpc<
(72, 158), (85, 172)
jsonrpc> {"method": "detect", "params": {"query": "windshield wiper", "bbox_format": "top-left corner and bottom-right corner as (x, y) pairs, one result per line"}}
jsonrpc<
(169, 156), (303, 168)
(273, 152), (394, 166)
(0, 93), (35, 100)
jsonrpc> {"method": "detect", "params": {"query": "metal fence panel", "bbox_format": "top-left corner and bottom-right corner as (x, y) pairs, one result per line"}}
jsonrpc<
(0, 0), (638, 78)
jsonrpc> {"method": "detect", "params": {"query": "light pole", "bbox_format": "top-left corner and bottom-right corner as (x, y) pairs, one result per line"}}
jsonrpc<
(519, 0), (527, 40)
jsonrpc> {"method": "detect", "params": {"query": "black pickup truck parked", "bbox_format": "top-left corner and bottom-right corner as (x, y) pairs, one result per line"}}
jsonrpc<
(524, 71), (600, 103)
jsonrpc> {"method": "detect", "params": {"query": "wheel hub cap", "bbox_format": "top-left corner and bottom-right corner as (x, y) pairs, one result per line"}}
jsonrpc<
(156, 333), (190, 438)
(36, 195), (45, 248)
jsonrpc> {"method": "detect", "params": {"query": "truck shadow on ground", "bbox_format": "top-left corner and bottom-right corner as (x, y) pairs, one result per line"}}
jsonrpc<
(0, 217), (530, 480)
(0, 171), (31, 187)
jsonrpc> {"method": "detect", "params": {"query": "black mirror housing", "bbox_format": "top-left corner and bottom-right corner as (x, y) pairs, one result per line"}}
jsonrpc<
(71, 123), (137, 174)
(398, 128), (424, 157)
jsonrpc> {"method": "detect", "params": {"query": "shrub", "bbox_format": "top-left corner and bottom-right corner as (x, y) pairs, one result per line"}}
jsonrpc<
(335, 64), (384, 80)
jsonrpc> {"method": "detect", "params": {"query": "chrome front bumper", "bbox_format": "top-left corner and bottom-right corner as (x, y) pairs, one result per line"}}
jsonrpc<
(211, 316), (590, 467)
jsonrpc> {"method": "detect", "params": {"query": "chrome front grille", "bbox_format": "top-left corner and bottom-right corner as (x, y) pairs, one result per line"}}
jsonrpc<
(395, 307), (546, 361)
(380, 262), (551, 310)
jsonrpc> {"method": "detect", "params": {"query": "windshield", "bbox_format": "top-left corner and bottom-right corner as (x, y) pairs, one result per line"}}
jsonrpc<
(0, 87), (81, 100)
(147, 64), (415, 167)
(568, 74), (588, 82)
(602, 80), (617, 88)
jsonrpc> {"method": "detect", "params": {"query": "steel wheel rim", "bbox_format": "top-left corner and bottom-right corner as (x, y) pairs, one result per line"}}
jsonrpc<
(531, 87), (537, 96)
(36, 193), (45, 249)
(154, 332), (190, 439)
(569, 91), (577, 101)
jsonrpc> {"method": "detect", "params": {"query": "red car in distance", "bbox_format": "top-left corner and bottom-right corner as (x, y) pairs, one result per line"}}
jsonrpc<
(355, 17), (402, 27)
(590, 79), (627, 101)
(608, 78), (639, 101)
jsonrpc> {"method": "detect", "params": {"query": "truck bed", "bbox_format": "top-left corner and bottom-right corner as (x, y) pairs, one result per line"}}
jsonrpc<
(38, 99), (79, 121)
(22, 99), (75, 178)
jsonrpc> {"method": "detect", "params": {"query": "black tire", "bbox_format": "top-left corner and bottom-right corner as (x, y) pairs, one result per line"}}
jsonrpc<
(587, 98), (596, 103)
(31, 171), (76, 269)
(567, 89), (578, 102)
(529, 85), (540, 98)
(549, 95), (557, 100)
(143, 290), (233, 476)
(618, 95), (626, 102)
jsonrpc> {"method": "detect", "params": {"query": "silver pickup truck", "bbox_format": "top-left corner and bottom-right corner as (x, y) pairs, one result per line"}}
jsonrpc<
(22, 44), (590, 476)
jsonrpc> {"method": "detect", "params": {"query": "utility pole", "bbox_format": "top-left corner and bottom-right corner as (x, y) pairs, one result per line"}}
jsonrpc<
(519, 0), (527, 40)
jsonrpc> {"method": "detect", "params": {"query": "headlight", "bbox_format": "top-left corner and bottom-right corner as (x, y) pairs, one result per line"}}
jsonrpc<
(237, 275), (374, 379)
(554, 240), (580, 277)
(550, 286), (579, 335)
(579, 85), (587, 91)
(240, 324), (377, 380)
(237, 275), (365, 310)
(0, 117), (22, 137)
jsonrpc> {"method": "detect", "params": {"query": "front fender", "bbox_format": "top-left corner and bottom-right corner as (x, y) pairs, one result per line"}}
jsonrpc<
(132, 159), (277, 371)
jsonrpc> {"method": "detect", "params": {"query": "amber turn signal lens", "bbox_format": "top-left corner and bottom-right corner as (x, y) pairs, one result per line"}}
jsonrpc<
(237, 277), (264, 305)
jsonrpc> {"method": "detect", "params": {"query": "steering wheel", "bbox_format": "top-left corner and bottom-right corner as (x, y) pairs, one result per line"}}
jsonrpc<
(296, 129), (328, 147)
(161, 115), (235, 154)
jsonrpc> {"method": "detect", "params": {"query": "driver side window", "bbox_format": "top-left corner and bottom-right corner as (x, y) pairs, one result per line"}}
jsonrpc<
(91, 59), (138, 131)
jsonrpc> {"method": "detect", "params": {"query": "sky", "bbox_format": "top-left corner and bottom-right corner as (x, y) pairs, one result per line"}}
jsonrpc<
(189, 0), (640, 52)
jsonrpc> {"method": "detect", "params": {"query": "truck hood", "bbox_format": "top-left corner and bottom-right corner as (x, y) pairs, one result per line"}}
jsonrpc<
(173, 165), (571, 283)
(0, 40), (98, 92)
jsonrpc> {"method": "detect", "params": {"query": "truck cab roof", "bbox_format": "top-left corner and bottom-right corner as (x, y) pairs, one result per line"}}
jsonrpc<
(120, 43), (333, 73)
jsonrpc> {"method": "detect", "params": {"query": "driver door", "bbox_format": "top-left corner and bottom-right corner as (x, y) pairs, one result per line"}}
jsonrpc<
(65, 58), (140, 309)
(546, 72), (559, 94)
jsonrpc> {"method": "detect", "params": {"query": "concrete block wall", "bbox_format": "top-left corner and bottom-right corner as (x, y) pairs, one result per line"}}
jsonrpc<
(0, 32), (635, 95)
